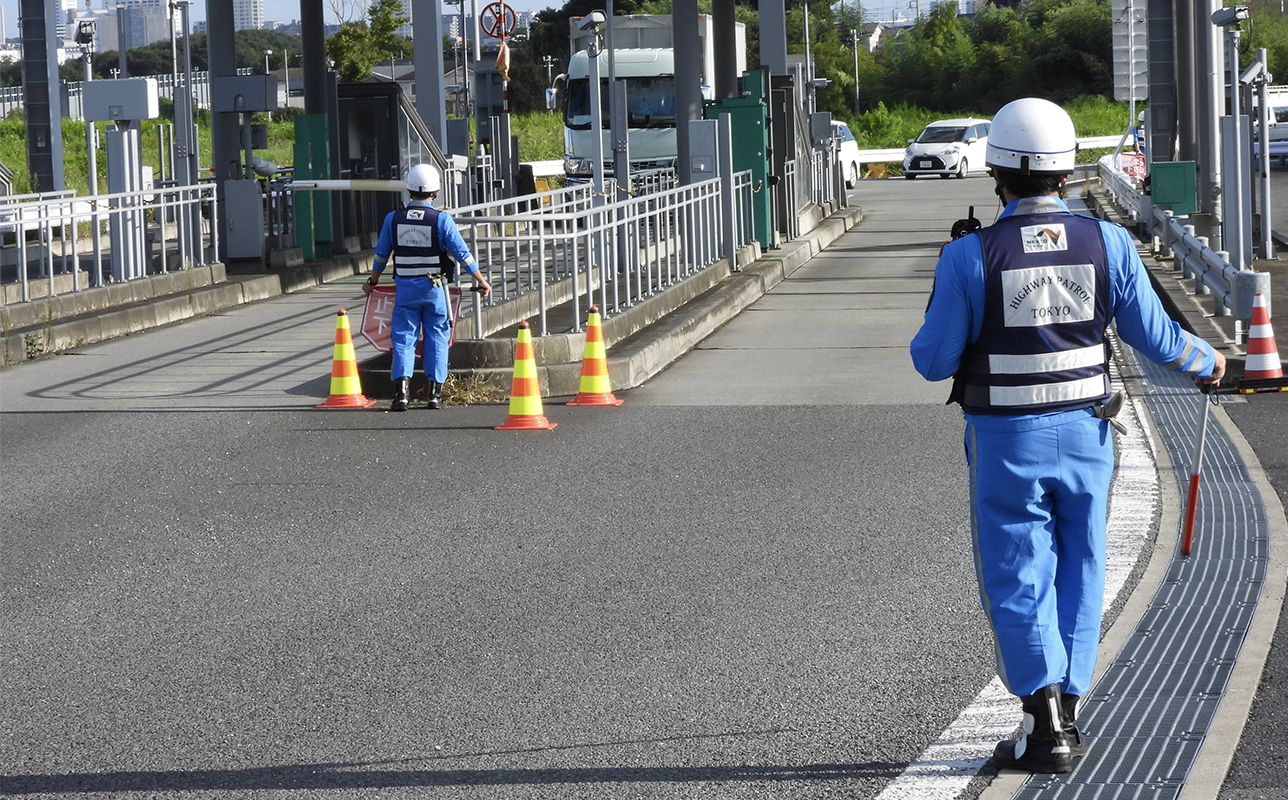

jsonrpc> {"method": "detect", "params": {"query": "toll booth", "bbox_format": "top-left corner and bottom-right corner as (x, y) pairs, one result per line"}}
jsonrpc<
(333, 81), (453, 239)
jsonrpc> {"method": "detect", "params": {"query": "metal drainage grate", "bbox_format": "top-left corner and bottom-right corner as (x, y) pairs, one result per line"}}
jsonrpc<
(1012, 346), (1269, 800)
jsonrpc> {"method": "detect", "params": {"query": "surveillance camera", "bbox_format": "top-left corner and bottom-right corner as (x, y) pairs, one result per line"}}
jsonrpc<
(576, 10), (606, 31)
(1211, 6), (1248, 26)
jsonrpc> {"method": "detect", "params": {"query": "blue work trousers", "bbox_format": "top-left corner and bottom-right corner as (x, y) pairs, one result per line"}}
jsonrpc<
(966, 410), (1113, 698)
(390, 278), (452, 383)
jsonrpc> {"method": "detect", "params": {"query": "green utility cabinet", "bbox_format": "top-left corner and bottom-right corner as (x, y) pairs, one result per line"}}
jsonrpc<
(705, 70), (772, 249)
(293, 114), (335, 260)
(1149, 161), (1198, 217)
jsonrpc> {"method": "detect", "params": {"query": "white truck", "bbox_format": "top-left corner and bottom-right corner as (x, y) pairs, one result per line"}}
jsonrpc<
(560, 14), (746, 181)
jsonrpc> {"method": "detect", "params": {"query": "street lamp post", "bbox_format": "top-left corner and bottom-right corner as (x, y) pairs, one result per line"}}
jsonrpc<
(264, 49), (272, 75)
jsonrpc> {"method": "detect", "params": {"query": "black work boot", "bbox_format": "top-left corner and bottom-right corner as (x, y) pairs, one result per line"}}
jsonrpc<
(991, 684), (1073, 774)
(426, 381), (444, 410)
(391, 377), (410, 412)
(1063, 693), (1088, 759)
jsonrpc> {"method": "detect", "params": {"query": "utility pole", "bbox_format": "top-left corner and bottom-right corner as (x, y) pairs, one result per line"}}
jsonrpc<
(851, 28), (859, 114)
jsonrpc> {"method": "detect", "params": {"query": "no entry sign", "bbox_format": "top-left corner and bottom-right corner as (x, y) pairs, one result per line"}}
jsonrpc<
(479, 1), (517, 39)
(360, 284), (464, 353)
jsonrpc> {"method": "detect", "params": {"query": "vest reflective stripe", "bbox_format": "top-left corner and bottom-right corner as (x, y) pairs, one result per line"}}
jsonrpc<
(986, 343), (1105, 375)
(961, 205), (1112, 415)
(390, 206), (448, 279)
(973, 374), (1110, 408)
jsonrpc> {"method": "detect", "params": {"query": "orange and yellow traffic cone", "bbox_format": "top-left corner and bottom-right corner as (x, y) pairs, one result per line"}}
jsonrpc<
(567, 306), (623, 406)
(317, 309), (378, 409)
(495, 321), (557, 430)
(1245, 293), (1283, 380)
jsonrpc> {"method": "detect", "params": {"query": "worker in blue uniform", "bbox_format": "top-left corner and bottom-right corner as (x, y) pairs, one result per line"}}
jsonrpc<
(911, 98), (1225, 774)
(362, 164), (492, 411)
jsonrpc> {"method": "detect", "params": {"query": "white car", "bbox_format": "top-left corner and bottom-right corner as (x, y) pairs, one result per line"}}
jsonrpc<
(832, 121), (862, 189)
(903, 118), (991, 179)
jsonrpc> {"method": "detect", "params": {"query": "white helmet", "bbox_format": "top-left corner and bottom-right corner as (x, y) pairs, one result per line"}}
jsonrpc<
(985, 98), (1077, 175)
(407, 163), (441, 194)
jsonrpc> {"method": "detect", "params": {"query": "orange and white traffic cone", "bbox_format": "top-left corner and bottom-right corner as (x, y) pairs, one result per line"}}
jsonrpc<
(1244, 293), (1283, 380)
(317, 309), (378, 409)
(496, 321), (557, 430)
(567, 306), (623, 406)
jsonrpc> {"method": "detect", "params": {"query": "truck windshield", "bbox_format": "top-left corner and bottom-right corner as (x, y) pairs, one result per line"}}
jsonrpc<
(565, 77), (677, 130)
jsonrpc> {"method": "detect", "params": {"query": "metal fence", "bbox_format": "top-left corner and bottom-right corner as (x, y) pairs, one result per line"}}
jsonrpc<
(1, 183), (219, 302)
(450, 168), (753, 338)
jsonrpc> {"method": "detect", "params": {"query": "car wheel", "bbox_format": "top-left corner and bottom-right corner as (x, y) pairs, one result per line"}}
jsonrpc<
(904, 172), (916, 180)
(956, 159), (968, 179)
(846, 162), (859, 189)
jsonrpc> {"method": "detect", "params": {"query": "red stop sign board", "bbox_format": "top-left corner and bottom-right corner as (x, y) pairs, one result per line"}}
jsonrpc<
(1119, 153), (1146, 182)
(360, 285), (464, 354)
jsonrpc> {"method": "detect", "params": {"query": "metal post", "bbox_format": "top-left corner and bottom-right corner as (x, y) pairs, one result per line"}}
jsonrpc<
(1254, 49), (1274, 260)
(1224, 23), (1246, 269)
(606, 0), (629, 201)
(84, 51), (97, 195)
(718, 113), (736, 272)
(1199, 0), (1223, 248)
(673, 0), (702, 185)
(588, 34), (605, 198)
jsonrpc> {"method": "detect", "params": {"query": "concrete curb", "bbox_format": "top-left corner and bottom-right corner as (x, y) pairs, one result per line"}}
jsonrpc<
(1, 252), (377, 367)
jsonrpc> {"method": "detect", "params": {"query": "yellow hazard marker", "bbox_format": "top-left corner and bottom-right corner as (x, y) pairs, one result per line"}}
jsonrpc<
(317, 309), (378, 409)
(567, 305), (623, 406)
(495, 321), (557, 430)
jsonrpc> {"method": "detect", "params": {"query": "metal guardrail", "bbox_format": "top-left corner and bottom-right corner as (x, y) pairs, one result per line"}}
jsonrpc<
(1096, 155), (1271, 341)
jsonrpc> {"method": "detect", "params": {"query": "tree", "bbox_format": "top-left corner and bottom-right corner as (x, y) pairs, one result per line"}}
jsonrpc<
(327, 0), (411, 82)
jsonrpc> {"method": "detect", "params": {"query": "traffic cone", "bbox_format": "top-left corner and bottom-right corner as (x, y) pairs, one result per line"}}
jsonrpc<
(567, 306), (623, 406)
(317, 309), (378, 409)
(495, 321), (557, 430)
(1245, 293), (1283, 380)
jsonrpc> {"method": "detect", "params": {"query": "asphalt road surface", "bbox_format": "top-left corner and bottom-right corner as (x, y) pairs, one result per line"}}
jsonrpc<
(0, 179), (1005, 799)
(2, 173), (1281, 800)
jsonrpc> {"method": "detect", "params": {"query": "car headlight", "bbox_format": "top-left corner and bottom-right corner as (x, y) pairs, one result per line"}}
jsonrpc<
(945, 145), (961, 155)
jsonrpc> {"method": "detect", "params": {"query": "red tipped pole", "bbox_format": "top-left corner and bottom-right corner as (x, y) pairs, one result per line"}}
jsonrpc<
(1181, 394), (1213, 557)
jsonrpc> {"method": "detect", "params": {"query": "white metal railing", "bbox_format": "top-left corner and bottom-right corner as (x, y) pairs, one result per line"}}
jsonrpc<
(781, 159), (801, 242)
(1, 184), (219, 302)
(451, 171), (751, 338)
(1096, 155), (1271, 337)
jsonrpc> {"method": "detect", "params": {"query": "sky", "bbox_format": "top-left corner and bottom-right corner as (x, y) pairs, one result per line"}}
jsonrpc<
(1, 0), (934, 49)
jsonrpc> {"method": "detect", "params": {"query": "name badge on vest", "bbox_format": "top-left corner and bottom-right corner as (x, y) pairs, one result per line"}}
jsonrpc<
(1002, 263), (1097, 328)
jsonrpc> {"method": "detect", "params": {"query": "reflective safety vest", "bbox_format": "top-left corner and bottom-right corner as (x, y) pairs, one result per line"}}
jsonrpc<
(390, 205), (449, 279)
(959, 198), (1112, 415)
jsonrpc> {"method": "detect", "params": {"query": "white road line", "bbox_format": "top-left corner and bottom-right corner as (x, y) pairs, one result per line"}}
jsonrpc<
(873, 354), (1160, 799)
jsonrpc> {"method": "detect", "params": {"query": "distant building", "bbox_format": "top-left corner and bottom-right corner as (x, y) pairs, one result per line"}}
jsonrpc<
(69, 3), (170, 53)
(233, 0), (263, 32)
